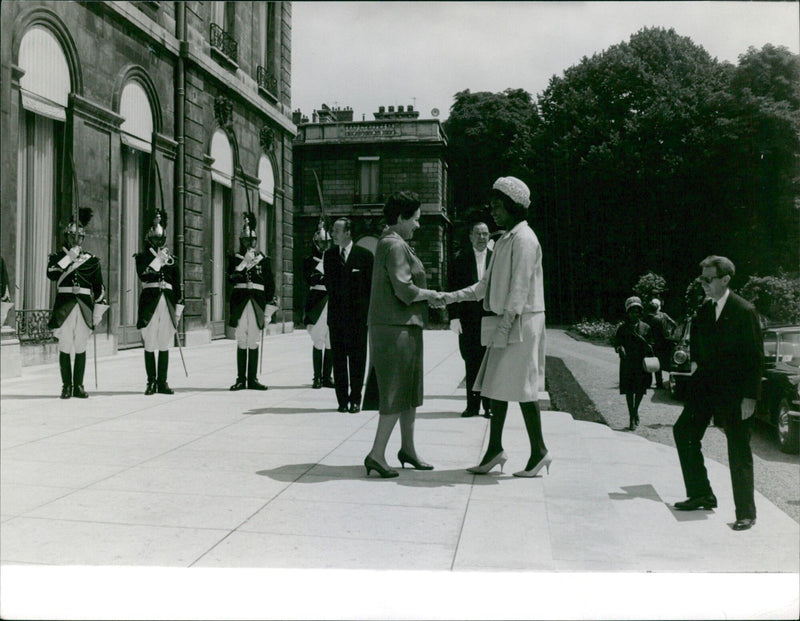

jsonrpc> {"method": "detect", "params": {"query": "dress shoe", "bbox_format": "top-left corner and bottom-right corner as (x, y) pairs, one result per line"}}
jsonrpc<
(466, 450), (508, 474)
(397, 448), (434, 470)
(348, 403), (361, 413)
(364, 455), (399, 478)
(72, 385), (89, 399)
(482, 410), (492, 419)
(312, 378), (322, 389)
(60, 384), (72, 399)
(145, 381), (157, 395)
(732, 518), (756, 531)
(513, 452), (552, 478)
(230, 379), (247, 391)
(322, 378), (335, 388)
(337, 405), (349, 413)
(461, 409), (479, 418)
(674, 495), (718, 511)
(157, 382), (174, 395)
(247, 379), (268, 390)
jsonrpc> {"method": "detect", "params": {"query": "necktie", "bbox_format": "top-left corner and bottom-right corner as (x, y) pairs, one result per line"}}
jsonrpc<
(340, 247), (346, 263)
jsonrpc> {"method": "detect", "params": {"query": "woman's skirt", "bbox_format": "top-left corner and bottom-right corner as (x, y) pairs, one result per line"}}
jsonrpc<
(369, 324), (423, 414)
(474, 312), (545, 403)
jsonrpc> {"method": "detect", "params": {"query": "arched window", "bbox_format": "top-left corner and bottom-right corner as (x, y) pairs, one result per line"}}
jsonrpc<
(118, 80), (155, 345)
(16, 25), (71, 310)
(209, 129), (233, 329)
(257, 155), (275, 257)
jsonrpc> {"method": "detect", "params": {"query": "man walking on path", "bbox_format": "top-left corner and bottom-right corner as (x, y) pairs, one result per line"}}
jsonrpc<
(324, 218), (373, 413)
(644, 298), (676, 389)
(449, 220), (493, 418)
(672, 255), (764, 531)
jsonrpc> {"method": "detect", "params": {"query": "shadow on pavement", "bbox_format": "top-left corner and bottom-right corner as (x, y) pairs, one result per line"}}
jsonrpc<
(608, 483), (663, 502)
(244, 407), (341, 415)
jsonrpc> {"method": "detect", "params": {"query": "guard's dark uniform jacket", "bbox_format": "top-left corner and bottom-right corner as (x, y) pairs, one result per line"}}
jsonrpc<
(227, 251), (275, 330)
(135, 248), (182, 329)
(302, 249), (328, 325)
(46, 249), (105, 329)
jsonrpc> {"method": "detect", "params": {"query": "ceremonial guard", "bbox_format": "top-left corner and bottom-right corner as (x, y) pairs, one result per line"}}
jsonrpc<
(228, 212), (276, 390)
(135, 209), (183, 395)
(302, 223), (334, 389)
(47, 208), (107, 399)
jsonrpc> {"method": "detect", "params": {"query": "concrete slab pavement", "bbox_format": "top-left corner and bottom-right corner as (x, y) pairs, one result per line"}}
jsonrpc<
(1, 329), (798, 619)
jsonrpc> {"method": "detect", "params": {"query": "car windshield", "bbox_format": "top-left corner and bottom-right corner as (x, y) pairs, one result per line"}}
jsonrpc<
(777, 331), (800, 368)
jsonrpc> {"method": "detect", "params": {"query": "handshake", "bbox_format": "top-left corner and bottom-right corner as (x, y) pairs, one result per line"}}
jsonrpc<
(427, 291), (455, 309)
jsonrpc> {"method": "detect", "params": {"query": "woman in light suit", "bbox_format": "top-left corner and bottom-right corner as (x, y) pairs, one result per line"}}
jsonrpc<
(441, 176), (549, 477)
(364, 191), (443, 478)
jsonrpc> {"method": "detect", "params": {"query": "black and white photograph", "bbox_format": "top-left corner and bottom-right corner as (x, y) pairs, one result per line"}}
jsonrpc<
(1, 1), (798, 619)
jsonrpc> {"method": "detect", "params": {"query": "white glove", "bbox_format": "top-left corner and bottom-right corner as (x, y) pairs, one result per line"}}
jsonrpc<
(449, 318), (462, 335)
(741, 398), (756, 420)
(67, 246), (81, 261)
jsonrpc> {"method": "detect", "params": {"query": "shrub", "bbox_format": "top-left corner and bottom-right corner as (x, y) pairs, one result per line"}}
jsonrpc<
(632, 271), (667, 305)
(740, 272), (800, 324)
(683, 278), (706, 319)
(572, 318), (617, 343)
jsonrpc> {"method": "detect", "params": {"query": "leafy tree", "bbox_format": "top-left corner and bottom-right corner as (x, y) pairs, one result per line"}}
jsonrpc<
(740, 273), (800, 324)
(632, 272), (667, 306)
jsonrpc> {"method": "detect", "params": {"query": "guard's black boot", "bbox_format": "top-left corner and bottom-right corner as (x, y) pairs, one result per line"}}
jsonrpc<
(230, 348), (248, 390)
(59, 352), (72, 399)
(312, 348), (323, 388)
(322, 348), (335, 388)
(72, 352), (88, 398)
(157, 350), (174, 394)
(144, 351), (157, 395)
(247, 347), (267, 390)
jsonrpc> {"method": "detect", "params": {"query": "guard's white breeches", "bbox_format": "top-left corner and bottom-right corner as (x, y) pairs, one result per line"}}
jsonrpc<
(141, 296), (175, 352)
(306, 302), (330, 350)
(235, 301), (261, 348)
(54, 306), (91, 354)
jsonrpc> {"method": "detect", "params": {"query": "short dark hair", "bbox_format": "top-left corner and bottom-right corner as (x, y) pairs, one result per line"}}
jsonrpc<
(470, 220), (489, 233)
(384, 191), (421, 225)
(490, 188), (528, 225)
(700, 255), (735, 279)
(334, 217), (352, 233)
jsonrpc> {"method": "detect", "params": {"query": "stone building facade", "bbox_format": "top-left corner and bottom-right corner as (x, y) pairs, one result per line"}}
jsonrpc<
(292, 104), (452, 325)
(0, 1), (295, 376)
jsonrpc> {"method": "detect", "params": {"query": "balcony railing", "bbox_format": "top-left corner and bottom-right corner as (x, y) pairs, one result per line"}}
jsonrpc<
(210, 23), (238, 64)
(354, 193), (383, 205)
(257, 65), (278, 98)
(16, 309), (56, 344)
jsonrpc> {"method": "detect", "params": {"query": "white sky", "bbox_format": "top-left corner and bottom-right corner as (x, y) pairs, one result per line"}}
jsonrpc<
(292, 1), (800, 121)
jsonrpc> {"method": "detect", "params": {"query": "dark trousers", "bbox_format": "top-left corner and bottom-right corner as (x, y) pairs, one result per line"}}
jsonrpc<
(674, 396), (756, 520)
(459, 325), (490, 413)
(330, 325), (368, 408)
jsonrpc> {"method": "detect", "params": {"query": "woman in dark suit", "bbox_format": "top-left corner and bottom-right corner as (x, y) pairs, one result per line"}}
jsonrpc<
(613, 296), (654, 430)
(363, 191), (443, 478)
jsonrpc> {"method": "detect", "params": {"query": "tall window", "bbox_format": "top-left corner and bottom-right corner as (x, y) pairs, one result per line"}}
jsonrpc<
(258, 155), (276, 257)
(259, 2), (276, 69)
(212, 1), (234, 33)
(119, 81), (154, 332)
(210, 130), (233, 327)
(358, 156), (379, 204)
(16, 25), (70, 310)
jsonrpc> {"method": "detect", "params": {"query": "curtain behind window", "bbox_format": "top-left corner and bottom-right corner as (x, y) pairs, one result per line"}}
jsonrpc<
(17, 111), (59, 310)
(212, 182), (226, 321)
(121, 147), (146, 325)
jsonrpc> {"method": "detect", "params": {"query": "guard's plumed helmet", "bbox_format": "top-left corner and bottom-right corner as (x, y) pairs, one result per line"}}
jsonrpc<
(313, 219), (330, 252)
(63, 208), (93, 248)
(146, 209), (168, 249)
(240, 212), (258, 249)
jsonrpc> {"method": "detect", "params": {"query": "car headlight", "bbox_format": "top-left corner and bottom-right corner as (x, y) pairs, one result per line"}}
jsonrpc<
(673, 349), (689, 365)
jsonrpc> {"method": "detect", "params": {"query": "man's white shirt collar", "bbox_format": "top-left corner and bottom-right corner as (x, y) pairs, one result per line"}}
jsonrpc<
(715, 288), (730, 319)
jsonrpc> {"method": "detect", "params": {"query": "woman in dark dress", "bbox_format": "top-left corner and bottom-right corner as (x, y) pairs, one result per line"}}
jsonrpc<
(613, 296), (654, 430)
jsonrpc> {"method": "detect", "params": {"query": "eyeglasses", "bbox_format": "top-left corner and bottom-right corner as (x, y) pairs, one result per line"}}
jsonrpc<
(699, 275), (720, 284)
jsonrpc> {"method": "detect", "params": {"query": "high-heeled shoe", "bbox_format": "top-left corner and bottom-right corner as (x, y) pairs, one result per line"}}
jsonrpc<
(397, 449), (434, 470)
(513, 452), (552, 478)
(466, 451), (508, 474)
(364, 455), (399, 478)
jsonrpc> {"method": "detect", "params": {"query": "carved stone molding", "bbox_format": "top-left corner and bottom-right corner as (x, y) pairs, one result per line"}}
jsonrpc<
(214, 95), (232, 127)
(259, 125), (274, 153)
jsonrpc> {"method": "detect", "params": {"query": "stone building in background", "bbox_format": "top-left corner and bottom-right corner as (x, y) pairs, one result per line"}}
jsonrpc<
(0, 1), (295, 377)
(292, 103), (452, 325)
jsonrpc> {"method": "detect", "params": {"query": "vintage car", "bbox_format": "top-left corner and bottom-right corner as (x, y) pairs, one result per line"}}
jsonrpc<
(756, 325), (800, 454)
(668, 318), (692, 399)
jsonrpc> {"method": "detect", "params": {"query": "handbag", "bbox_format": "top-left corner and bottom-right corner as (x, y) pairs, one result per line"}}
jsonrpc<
(643, 356), (660, 373)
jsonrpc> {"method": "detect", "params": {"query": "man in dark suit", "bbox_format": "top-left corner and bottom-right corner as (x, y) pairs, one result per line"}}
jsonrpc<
(324, 218), (373, 413)
(449, 221), (493, 418)
(673, 255), (764, 531)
